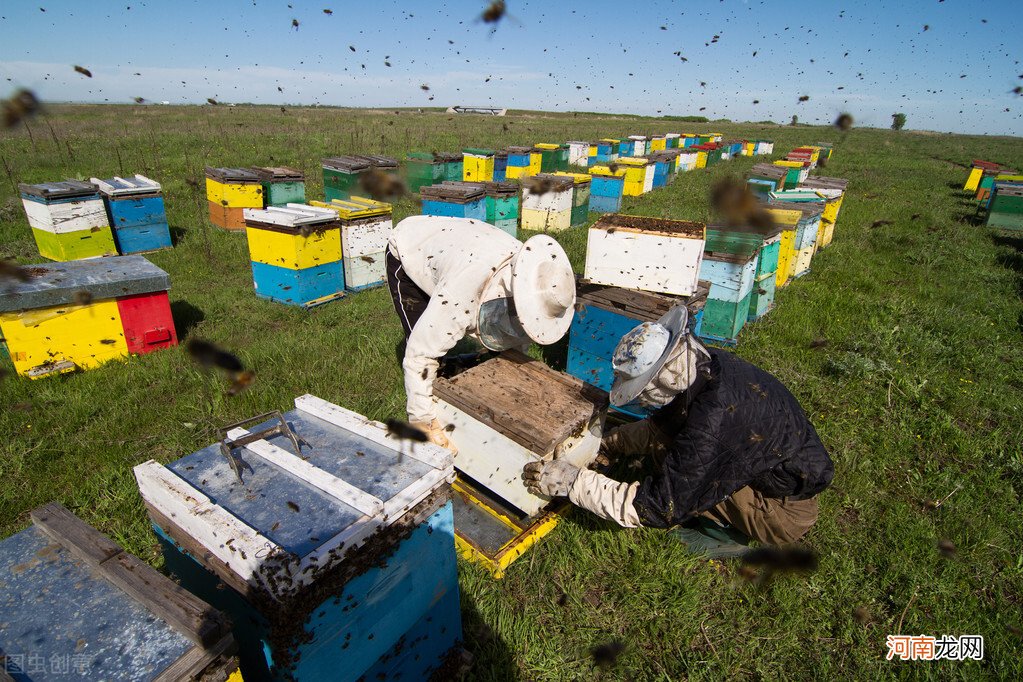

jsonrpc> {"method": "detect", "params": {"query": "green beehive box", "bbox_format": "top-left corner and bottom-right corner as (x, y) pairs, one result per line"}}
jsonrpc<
(987, 183), (1023, 231)
(702, 290), (754, 341)
(436, 153), (463, 182)
(322, 156), (370, 202)
(406, 153), (444, 193)
(252, 166), (305, 207)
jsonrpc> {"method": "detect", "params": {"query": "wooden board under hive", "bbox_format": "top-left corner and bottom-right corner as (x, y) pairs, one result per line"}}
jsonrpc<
(0, 502), (241, 681)
(584, 213), (706, 297)
(433, 350), (608, 517)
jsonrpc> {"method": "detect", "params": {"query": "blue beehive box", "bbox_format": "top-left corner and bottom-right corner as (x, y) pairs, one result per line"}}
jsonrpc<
(91, 175), (172, 254)
(420, 182), (487, 220)
(588, 173), (625, 213)
(0, 503), (241, 681)
(568, 281), (708, 418)
(133, 395), (460, 682)
(493, 151), (508, 182)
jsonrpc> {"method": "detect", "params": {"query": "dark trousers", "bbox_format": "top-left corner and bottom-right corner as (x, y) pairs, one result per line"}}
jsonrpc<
(386, 250), (430, 340)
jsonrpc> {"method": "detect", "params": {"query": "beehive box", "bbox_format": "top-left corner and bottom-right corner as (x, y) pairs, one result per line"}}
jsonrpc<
(749, 232), (782, 321)
(252, 166), (306, 207)
(665, 133), (681, 149)
(421, 182), (486, 221)
(677, 150), (699, 172)
(134, 395), (460, 682)
(434, 351), (608, 517)
(747, 163), (788, 195)
(521, 174), (574, 231)
(649, 153), (671, 188)
(815, 142), (834, 161)
(650, 135), (667, 152)
(763, 206), (801, 288)
(90, 174), (172, 254)
(553, 172), (592, 227)
(964, 160), (1001, 192)
(462, 181), (520, 236)
(698, 250), (760, 347)
(981, 174), (1023, 208)
(463, 148), (496, 182)
(503, 146), (533, 180)
(627, 135), (648, 157)
(243, 204), (345, 307)
(777, 188), (840, 249)
(493, 150), (509, 182)
(986, 182), (1023, 231)
(534, 143), (566, 173)
(0, 503), (241, 682)
(587, 166), (626, 213)
(405, 152), (445, 193)
(772, 160), (810, 189)
(310, 197), (393, 291)
(567, 280), (709, 418)
(0, 255), (177, 378)
(766, 199), (822, 278)
(205, 167), (263, 231)
(322, 156), (371, 202)
(19, 180), (117, 261)
(617, 157), (655, 196)
(799, 175), (849, 227)
(567, 141), (591, 167)
(584, 214), (705, 296)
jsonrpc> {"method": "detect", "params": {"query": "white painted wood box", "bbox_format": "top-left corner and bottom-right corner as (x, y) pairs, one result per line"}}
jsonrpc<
(433, 351), (608, 517)
(583, 213), (706, 297)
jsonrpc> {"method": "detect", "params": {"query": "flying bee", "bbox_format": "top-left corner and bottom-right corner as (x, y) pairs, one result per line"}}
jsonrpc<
(2, 88), (42, 129)
(590, 641), (625, 668)
(385, 419), (429, 443)
(291, 18), (299, 30)
(0, 258), (31, 282)
(358, 168), (405, 202)
(226, 370), (256, 396)
(834, 112), (854, 131)
(186, 338), (244, 373)
(323, 8), (333, 15)
(798, 95), (810, 102)
(207, 97), (219, 105)
(73, 65), (93, 78)
(72, 290), (93, 305)
(522, 174), (557, 195)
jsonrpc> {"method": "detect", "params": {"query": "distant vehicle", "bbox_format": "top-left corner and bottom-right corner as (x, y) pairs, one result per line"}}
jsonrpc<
(446, 105), (507, 116)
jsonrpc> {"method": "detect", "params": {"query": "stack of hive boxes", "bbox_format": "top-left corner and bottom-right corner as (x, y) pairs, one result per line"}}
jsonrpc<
(322, 155), (399, 202)
(698, 231), (761, 347)
(311, 197), (394, 290)
(253, 166), (306, 207)
(986, 182), (1023, 231)
(648, 153), (671, 188)
(567, 141), (591, 167)
(243, 204), (345, 307)
(587, 165), (627, 213)
(462, 148), (496, 182)
(535, 143), (570, 172)
(134, 395), (461, 682)
(618, 157), (655, 195)
(461, 181), (520, 236)
(505, 146), (541, 179)
(20, 180), (117, 260)
(90, 175), (172, 254)
(977, 170), (1021, 205)
(665, 133), (681, 149)
(755, 140), (775, 155)
(626, 135), (648, 157)
(799, 175), (850, 249)
(205, 167), (264, 230)
(765, 197), (823, 278)
(521, 174), (574, 231)
(773, 159), (810, 189)
(0, 255), (177, 378)
(493, 150), (509, 182)
(421, 182), (487, 221)
(553, 172), (592, 227)
(748, 163), (789, 195)
(964, 160), (1002, 192)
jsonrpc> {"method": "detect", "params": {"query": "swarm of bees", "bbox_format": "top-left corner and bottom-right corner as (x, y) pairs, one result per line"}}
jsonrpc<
(358, 168), (406, 202)
(710, 177), (776, 233)
(2, 88), (42, 129)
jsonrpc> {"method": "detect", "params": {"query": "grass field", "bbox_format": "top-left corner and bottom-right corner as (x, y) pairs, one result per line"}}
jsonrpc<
(1, 105), (1022, 680)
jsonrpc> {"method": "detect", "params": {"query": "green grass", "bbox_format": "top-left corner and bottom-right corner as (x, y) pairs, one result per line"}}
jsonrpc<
(2, 105), (1023, 680)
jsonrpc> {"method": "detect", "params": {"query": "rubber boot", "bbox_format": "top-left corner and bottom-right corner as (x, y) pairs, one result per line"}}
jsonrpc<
(668, 518), (751, 559)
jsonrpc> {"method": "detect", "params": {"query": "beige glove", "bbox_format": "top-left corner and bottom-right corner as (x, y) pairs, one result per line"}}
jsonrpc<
(409, 419), (457, 453)
(523, 459), (580, 497)
(598, 418), (671, 466)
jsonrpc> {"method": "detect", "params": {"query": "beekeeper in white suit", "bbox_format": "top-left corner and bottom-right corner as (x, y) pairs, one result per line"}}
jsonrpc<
(386, 215), (576, 450)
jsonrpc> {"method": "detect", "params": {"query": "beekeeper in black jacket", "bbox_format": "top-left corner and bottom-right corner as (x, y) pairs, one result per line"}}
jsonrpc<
(524, 306), (833, 546)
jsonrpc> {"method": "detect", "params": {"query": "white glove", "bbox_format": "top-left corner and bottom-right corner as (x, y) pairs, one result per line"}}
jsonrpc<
(522, 459), (580, 497)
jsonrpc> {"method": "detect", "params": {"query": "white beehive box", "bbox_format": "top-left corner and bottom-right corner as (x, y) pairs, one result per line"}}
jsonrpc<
(522, 175), (573, 212)
(433, 351), (608, 517)
(583, 214), (706, 296)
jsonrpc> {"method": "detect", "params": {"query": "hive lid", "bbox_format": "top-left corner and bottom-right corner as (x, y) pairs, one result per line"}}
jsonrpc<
(250, 166), (305, 182)
(704, 226), (774, 258)
(354, 154), (399, 169)
(463, 148), (496, 156)
(994, 183), (1023, 197)
(552, 172), (592, 184)
(309, 197), (392, 219)
(800, 176), (849, 190)
(617, 157), (655, 166)
(133, 395), (454, 601)
(89, 174), (162, 197)
(765, 198), (824, 219)
(243, 204), (340, 229)
(407, 152), (438, 162)
(592, 213), (705, 238)
(769, 190), (828, 202)
(0, 255), (170, 313)
(627, 135), (648, 141)
(576, 278), (709, 320)
(322, 156), (371, 172)
(421, 182), (485, 202)
(587, 165), (628, 178)
(432, 350), (608, 457)
(524, 174), (574, 192)
(18, 179), (99, 200)
(534, 143), (562, 150)
(504, 146), (534, 154)
(205, 166), (261, 183)
(749, 164), (788, 179)
(481, 180), (518, 196)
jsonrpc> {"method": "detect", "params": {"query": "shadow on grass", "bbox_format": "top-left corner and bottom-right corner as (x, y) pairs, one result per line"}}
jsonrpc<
(170, 300), (205, 338)
(168, 225), (188, 246)
(461, 595), (520, 681)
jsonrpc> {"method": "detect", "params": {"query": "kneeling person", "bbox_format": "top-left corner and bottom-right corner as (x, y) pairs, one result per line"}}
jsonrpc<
(523, 306), (833, 546)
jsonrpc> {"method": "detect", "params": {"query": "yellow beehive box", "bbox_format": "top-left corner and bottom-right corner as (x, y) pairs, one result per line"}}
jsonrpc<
(2, 300), (128, 376)
(462, 149), (496, 183)
(244, 205), (342, 271)
(964, 167), (984, 192)
(521, 207), (571, 231)
(765, 207), (801, 287)
(204, 167), (264, 208)
(650, 136), (667, 152)
(617, 158), (654, 196)
(695, 151), (708, 169)
(309, 196), (391, 220)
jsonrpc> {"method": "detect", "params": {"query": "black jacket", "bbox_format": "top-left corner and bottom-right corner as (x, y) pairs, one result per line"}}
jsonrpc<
(632, 350), (833, 528)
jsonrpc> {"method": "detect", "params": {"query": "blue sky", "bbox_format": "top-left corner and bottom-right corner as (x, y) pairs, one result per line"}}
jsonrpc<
(1, 0), (1021, 135)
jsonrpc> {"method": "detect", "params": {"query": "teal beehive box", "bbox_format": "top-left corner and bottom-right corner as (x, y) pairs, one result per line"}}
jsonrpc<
(134, 395), (461, 682)
(252, 166), (306, 207)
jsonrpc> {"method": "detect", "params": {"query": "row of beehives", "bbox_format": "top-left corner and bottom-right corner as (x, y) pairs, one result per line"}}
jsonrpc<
(962, 159), (1023, 231)
(566, 147), (849, 412)
(19, 175), (172, 261)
